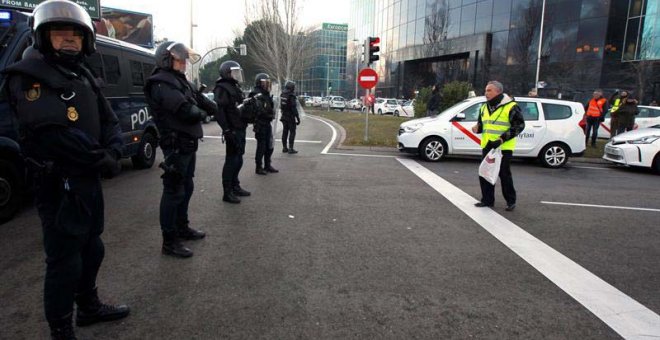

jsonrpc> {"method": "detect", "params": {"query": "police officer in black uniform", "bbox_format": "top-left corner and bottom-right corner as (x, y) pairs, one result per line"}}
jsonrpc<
(280, 81), (300, 153)
(2, 1), (129, 338)
(144, 41), (216, 258)
(213, 61), (251, 203)
(250, 73), (279, 175)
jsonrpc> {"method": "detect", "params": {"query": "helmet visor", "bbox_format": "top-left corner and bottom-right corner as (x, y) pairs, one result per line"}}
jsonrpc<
(259, 79), (272, 92)
(167, 42), (201, 64)
(230, 67), (244, 83)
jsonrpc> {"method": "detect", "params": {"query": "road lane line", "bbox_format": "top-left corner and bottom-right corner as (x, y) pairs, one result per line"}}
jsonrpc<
(541, 201), (660, 213)
(307, 115), (337, 154)
(397, 157), (660, 339)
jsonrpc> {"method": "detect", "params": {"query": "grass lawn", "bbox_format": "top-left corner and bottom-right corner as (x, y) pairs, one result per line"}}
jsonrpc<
(308, 108), (412, 147)
(582, 138), (609, 158)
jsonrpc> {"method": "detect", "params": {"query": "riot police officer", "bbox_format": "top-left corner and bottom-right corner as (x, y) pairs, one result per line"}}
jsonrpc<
(280, 81), (300, 153)
(250, 73), (279, 175)
(213, 61), (251, 203)
(2, 1), (129, 338)
(144, 41), (216, 258)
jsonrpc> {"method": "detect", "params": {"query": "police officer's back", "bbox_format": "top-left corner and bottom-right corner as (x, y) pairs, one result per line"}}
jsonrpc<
(2, 1), (129, 338)
(280, 81), (300, 153)
(144, 41), (215, 258)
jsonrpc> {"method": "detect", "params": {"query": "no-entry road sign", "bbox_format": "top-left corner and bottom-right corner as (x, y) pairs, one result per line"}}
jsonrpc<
(358, 68), (379, 89)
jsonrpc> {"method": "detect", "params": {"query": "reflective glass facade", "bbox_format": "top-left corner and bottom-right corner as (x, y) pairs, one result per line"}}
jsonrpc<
(348, 0), (660, 103)
(299, 23), (349, 97)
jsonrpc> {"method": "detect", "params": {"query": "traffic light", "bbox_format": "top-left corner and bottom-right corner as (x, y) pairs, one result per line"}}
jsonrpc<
(364, 36), (380, 66)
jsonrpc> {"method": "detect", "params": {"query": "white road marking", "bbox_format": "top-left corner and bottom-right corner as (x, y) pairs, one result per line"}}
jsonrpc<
(307, 115), (398, 158)
(541, 201), (660, 213)
(397, 157), (660, 339)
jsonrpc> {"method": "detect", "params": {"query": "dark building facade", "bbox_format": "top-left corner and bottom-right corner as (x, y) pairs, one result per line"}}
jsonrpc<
(348, 0), (660, 103)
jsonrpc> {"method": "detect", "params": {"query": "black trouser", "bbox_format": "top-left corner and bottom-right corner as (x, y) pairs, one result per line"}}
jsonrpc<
(479, 148), (516, 206)
(255, 122), (274, 168)
(585, 116), (601, 145)
(223, 128), (246, 187)
(281, 120), (297, 149)
(160, 148), (196, 234)
(35, 173), (105, 323)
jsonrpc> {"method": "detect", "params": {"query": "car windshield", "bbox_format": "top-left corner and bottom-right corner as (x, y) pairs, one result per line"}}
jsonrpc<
(387, 100), (397, 104)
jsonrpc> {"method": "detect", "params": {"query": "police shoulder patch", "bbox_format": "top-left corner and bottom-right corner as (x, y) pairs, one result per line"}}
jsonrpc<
(25, 83), (41, 101)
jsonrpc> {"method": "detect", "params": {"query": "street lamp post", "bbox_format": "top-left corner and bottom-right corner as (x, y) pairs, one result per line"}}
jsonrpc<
(353, 39), (359, 100)
(534, 0), (547, 94)
(326, 61), (330, 112)
(194, 44), (247, 86)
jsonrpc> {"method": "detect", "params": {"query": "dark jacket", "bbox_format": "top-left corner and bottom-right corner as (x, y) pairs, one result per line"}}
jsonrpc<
(214, 78), (246, 131)
(249, 86), (274, 126)
(427, 91), (442, 115)
(3, 56), (122, 176)
(279, 89), (299, 123)
(475, 94), (526, 144)
(616, 99), (639, 128)
(144, 68), (205, 139)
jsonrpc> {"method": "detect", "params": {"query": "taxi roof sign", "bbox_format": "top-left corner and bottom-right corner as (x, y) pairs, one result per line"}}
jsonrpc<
(0, 0), (101, 20)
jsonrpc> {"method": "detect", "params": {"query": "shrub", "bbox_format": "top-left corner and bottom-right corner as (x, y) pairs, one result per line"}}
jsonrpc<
(412, 86), (433, 118)
(440, 81), (474, 111)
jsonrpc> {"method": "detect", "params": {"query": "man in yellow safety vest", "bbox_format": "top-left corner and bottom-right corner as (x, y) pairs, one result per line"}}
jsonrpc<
(471, 81), (526, 211)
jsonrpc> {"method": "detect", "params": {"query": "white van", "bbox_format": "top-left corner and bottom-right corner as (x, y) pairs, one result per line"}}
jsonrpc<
(397, 96), (586, 168)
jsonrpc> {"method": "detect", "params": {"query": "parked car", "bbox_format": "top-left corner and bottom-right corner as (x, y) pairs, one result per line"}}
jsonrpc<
(400, 100), (415, 118)
(347, 98), (363, 110)
(598, 105), (660, 138)
(603, 125), (660, 174)
(397, 96), (586, 168)
(312, 97), (323, 107)
(320, 97), (330, 108)
(375, 98), (401, 115)
(304, 97), (314, 106)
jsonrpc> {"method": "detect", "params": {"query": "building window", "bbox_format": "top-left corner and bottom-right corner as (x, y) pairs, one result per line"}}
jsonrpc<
(622, 0), (660, 61)
(130, 60), (144, 86)
(102, 54), (121, 85)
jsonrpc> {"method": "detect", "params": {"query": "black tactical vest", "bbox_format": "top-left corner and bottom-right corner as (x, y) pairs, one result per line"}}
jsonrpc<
(214, 79), (246, 130)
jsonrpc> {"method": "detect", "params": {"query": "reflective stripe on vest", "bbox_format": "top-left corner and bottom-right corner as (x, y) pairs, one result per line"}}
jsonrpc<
(480, 101), (517, 151)
(610, 98), (621, 113)
(586, 98), (606, 117)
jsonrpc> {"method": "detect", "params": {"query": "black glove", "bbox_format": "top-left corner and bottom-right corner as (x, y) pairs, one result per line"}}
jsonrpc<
(296, 118), (301, 125)
(93, 149), (121, 178)
(223, 130), (237, 146)
(487, 139), (503, 149)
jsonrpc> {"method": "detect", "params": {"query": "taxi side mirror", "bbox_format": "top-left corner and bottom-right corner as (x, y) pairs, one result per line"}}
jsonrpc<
(453, 112), (466, 121)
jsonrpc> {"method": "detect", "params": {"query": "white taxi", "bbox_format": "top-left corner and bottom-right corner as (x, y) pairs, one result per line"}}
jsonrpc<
(602, 125), (660, 174)
(598, 105), (660, 138)
(397, 96), (586, 168)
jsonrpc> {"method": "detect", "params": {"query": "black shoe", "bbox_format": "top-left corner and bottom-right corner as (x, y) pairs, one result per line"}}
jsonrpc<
(505, 203), (516, 211)
(177, 226), (205, 240)
(282, 147), (289, 153)
(265, 165), (279, 173)
(49, 315), (77, 340)
(474, 202), (493, 208)
(223, 192), (241, 203)
(75, 288), (130, 327)
(233, 186), (251, 196)
(288, 149), (298, 154)
(162, 238), (194, 258)
(256, 167), (267, 175)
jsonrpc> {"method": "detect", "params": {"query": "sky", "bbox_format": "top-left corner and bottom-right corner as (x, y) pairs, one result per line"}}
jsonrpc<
(102, 0), (350, 54)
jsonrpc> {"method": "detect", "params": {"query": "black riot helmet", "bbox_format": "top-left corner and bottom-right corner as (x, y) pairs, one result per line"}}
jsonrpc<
(154, 41), (200, 71)
(284, 80), (295, 92)
(31, 0), (96, 55)
(255, 73), (271, 91)
(219, 60), (244, 83)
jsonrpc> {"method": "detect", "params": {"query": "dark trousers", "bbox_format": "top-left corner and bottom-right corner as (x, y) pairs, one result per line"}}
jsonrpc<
(281, 120), (297, 149)
(160, 148), (196, 234)
(479, 149), (516, 206)
(585, 116), (601, 145)
(255, 123), (274, 168)
(35, 174), (105, 322)
(223, 128), (246, 186)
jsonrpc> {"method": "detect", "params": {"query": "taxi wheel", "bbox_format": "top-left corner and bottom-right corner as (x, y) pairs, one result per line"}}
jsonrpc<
(419, 137), (447, 162)
(653, 153), (660, 174)
(539, 142), (569, 168)
(394, 110), (399, 117)
(131, 132), (157, 169)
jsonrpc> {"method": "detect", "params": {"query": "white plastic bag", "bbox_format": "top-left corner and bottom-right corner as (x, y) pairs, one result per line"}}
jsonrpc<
(479, 148), (502, 185)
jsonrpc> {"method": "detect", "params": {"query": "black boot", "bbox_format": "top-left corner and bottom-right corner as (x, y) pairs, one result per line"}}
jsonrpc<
(162, 232), (193, 257)
(49, 314), (77, 340)
(265, 165), (279, 173)
(288, 148), (298, 154)
(75, 288), (130, 327)
(256, 166), (267, 175)
(177, 223), (205, 240)
(223, 181), (240, 203)
(233, 185), (251, 197)
(282, 147), (289, 153)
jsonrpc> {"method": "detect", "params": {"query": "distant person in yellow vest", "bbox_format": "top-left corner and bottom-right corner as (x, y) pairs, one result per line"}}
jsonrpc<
(584, 89), (608, 147)
(608, 90), (625, 137)
(471, 81), (525, 211)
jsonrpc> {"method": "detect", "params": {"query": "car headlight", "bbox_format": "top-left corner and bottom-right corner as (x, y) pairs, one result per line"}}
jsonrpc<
(627, 136), (659, 144)
(402, 123), (424, 133)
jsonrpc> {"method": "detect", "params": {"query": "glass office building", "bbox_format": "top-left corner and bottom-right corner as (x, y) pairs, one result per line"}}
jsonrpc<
(299, 23), (349, 98)
(348, 0), (660, 103)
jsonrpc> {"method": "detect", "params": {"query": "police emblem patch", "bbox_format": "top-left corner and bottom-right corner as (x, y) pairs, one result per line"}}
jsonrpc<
(67, 107), (79, 122)
(25, 83), (41, 101)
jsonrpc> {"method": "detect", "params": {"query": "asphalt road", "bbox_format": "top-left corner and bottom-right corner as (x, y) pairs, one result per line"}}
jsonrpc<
(0, 111), (658, 339)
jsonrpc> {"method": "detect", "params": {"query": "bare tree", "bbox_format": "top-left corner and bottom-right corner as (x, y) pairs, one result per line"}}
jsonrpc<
(423, 0), (450, 56)
(243, 0), (314, 88)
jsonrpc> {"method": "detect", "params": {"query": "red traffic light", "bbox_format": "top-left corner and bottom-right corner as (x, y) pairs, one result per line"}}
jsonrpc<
(369, 37), (380, 45)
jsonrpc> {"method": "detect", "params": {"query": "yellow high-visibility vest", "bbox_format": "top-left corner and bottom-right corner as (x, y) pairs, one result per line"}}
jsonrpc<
(610, 98), (621, 113)
(480, 101), (517, 151)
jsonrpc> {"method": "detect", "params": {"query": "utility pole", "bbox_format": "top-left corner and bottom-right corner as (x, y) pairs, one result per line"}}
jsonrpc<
(534, 0), (547, 94)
